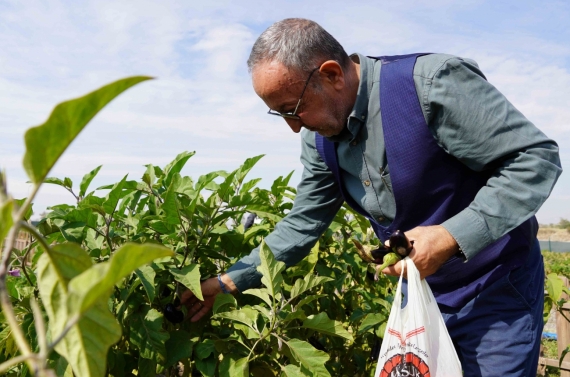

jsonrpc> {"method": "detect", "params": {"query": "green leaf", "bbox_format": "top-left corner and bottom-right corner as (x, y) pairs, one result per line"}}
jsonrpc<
(68, 243), (174, 315)
(252, 304), (272, 320)
(217, 170), (237, 202)
(163, 151), (195, 188)
(142, 164), (156, 187)
(290, 274), (332, 300)
(243, 288), (272, 307)
(135, 265), (156, 303)
(287, 241), (320, 278)
(195, 339), (216, 359)
(62, 208), (99, 228)
(129, 307), (169, 362)
(357, 313), (386, 335)
(64, 177), (73, 189)
(169, 264), (203, 301)
(285, 339), (331, 377)
(37, 245), (120, 377)
(44, 177), (67, 188)
(79, 165), (103, 198)
(302, 313), (353, 341)
(195, 354), (217, 377)
(257, 241), (285, 300)
(165, 330), (194, 367)
(137, 357), (157, 377)
(284, 309), (307, 323)
(0, 200), (14, 246)
(14, 197), (34, 221)
(214, 307), (259, 331)
(242, 222), (270, 239)
(60, 222), (87, 243)
(59, 300), (122, 377)
(271, 170), (294, 197)
(23, 76), (152, 183)
(296, 294), (326, 310)
(236, 155), (264, 183)
(240, 178), (262, 194)
(546, 273), (565, 303)
(248, 209), (283, 222)
(161, 175), (181, 225)
(103, 174), (128, 214)
(281, 364), (308, 377)
(219, 356), (249, 377)
(213, 293), (237, 314)
(44, 243), (94, 281)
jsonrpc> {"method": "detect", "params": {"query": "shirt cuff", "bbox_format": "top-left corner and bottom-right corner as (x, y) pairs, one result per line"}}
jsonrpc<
(441, 208), (494, 260)
(226, 261), (262, 293)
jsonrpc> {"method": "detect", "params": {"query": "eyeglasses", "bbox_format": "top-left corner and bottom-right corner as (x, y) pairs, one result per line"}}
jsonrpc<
(267, 66), (320, 120)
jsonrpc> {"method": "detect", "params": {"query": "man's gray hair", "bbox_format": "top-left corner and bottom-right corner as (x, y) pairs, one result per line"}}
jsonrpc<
(247, 18), (351, 75)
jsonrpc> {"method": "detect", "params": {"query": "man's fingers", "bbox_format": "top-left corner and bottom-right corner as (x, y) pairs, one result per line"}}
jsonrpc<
(179, 289), (195, 304)
(188, 301), (211, 322)
(190, 304), (211, 322)
(187, 300), (203, 315)
(382, 259), (406, 278)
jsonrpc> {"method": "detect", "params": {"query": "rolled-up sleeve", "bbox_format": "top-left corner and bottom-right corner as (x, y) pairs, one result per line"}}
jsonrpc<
(226, 130), (344, 292)
(425, 57), (562, 259)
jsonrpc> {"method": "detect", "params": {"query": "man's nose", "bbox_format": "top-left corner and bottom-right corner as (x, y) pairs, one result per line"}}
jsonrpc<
(285, 118), (302, 133)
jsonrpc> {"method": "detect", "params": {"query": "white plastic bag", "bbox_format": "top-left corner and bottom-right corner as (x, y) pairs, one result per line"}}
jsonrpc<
(374, 258), (462, 377)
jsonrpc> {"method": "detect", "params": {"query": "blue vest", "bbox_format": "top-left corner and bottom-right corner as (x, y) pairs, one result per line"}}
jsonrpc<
(316, 54), (538, 309)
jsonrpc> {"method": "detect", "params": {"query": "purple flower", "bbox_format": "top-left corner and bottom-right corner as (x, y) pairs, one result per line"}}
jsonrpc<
(8, 269), (21, 277)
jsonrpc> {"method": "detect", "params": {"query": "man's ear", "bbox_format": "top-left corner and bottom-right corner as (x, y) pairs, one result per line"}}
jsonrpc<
(319, 60), (345, 90)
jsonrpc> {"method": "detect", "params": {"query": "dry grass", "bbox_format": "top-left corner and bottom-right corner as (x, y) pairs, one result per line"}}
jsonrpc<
(538, 227), (570, 242)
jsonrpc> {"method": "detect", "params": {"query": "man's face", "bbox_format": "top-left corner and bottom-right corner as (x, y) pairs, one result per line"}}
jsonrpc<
(252, 61), (347, 137)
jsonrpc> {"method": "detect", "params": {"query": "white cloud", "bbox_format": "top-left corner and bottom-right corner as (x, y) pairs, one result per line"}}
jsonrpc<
(1, 0), (569, 223)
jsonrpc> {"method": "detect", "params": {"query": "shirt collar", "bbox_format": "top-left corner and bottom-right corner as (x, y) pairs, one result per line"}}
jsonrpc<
(327, 53), (373, 143)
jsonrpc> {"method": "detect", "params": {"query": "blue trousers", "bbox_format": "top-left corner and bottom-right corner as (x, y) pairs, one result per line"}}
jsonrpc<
(402, 241), (544, 376)
(443, 244), (544, 376)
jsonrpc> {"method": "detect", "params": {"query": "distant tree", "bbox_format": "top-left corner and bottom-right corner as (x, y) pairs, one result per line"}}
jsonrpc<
(557, 218), (570, 229)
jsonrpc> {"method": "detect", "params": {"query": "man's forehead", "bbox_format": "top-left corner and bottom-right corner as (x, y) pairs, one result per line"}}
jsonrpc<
(252, 61), (304, 99)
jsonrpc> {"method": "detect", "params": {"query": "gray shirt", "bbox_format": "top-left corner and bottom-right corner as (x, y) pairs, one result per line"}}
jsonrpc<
(227, 53), (562, 292)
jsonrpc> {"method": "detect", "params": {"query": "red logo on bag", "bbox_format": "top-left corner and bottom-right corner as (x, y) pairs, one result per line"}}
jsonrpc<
(387, 327), (425, 345)
(379, 327), (430, 377)
(378, 352), (430, 377)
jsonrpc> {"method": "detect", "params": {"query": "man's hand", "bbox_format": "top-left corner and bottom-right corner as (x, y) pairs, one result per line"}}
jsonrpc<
(180, 273), (238, 322)
(382, 225), (459, 279)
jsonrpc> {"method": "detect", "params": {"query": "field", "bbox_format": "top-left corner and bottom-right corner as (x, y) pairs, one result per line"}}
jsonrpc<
(538, 226), (570, 242)
(540, 247), (570, 377)
(1, 81), (568, 376)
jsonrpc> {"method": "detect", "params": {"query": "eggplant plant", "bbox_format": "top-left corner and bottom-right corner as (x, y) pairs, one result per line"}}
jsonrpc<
(0, 78), (396, 377)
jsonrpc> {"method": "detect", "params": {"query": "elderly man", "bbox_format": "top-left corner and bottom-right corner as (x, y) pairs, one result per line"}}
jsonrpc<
(182, 18), (562, 376)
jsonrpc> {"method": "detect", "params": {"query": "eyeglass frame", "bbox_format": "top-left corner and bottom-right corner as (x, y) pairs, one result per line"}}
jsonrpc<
(267, 66), (321, 120)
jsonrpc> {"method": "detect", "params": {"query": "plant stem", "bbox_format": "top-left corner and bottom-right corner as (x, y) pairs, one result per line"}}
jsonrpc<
(66, 187), (79, 202)
(19, 221), (51, 254)
(105, 211), (115, 252)
(0, 183), (43, 372)
(0, 354), (38, 375)
(30, 296), (48, 363)
(47, 314), (80, 353)
(19, 241), (36, 288)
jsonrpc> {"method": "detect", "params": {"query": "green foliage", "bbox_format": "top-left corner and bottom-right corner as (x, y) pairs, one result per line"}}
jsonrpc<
(3, 147), (395, 375)
(0, 77), (396, 376)
(543, 251), (570, 278)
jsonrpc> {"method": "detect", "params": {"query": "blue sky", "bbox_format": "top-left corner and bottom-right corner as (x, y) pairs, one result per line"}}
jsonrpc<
(1, 0), (568, 224)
